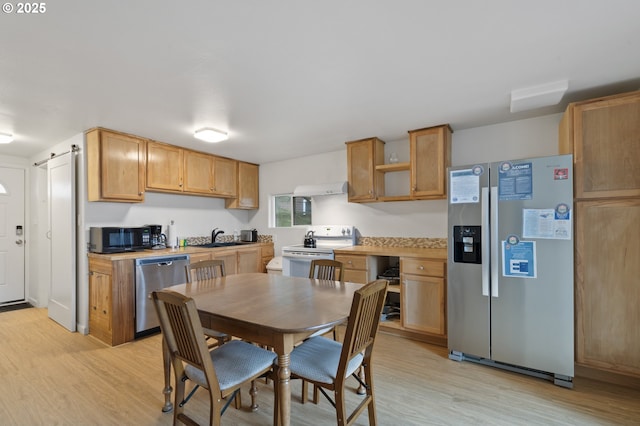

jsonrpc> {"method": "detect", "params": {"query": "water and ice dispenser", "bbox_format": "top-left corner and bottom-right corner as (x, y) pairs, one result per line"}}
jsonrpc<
(453, 226), (482, 264)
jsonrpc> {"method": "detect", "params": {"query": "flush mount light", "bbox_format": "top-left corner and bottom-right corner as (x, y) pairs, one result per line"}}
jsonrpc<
(510, 80), (569, 113)
(0, 132), (14, 144)
(194, 127), (228, 143)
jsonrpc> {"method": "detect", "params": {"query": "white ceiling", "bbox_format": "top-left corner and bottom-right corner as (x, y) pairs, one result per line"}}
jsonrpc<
(1, 1), (639, 164)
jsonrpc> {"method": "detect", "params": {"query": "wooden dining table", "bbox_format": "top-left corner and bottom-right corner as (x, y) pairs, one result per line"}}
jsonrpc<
(160, 272), (363, 426)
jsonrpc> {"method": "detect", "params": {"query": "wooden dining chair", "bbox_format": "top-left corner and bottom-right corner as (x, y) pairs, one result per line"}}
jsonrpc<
(184, 259), (231, 349)
(280, 279), (389, 425)
(301, 259), (345, 401)
(186, 259), (226, 282)
(309, 259), (343, 281)
(152, 290), (276, 425)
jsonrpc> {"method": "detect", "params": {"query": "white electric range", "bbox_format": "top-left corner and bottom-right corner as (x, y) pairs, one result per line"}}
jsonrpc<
(281, 225), (355, 277)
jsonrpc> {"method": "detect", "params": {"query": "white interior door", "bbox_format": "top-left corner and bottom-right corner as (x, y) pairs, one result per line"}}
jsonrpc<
(47, 153), (76, 331)
(0, 167), (26, 304)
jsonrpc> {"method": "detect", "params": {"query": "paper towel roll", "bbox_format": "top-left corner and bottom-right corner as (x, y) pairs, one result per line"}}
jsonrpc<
(166, 221), (177, 248)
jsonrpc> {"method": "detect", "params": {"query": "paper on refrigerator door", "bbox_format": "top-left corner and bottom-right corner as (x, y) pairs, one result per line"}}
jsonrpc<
(449, 167), (482, 204)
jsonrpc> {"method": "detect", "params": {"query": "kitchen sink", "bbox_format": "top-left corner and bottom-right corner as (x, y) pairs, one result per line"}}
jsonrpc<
(192, 242), (240, 248)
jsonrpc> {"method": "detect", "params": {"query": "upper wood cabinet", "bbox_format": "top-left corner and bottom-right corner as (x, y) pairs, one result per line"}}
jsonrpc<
(345, 137), (385, 202)
(559, 90), (640, 199)
(146, 141), (184, 192)
(183, 150), (238, 197)
(86, 128), (146, 202)
(409, 124), (452, 200)
(146, 141), (238, 198)
(345, 124), (451, 203)
(183, 150), (213, 194)
(212, 156), (237, 197)
(226, 161), (259, 209)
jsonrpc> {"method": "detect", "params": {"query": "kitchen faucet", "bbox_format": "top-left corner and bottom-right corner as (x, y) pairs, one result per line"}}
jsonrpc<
(211, 228), (225, 243)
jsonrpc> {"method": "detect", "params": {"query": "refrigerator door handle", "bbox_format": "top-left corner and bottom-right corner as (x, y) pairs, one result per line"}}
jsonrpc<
(490, 186), (499, 298)
(481, 187), (490, 297)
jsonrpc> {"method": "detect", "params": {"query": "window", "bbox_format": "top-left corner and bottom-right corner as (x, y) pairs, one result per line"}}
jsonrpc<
(272, 194), (312, 227)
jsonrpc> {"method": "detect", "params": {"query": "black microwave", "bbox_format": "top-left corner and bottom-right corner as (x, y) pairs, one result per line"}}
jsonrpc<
(89, 227), (152, 253)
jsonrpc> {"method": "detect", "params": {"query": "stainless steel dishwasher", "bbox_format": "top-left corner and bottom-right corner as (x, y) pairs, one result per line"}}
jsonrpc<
(135, 254), (190, 337)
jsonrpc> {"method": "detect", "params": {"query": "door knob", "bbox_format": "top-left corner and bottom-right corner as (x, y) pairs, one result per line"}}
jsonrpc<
(16, 239), (23, 246)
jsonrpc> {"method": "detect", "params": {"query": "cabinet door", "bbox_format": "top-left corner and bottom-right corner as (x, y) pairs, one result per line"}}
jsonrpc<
(89, 270), (112, 342)
(183, 150), (213, 194)
(226, 162), (259, 209)
(86, 129), (145, 202)
(237, 248), (261, 274)
(213, 251), (237, 275)
(562, 91), (640, 199)
(212, 156), (237, 197)
(189, 251), (212, 264)
(575, 199), (640, 376)
(346, 138), (384, 202)
(401, 274), (446, 336)
(409, 125), (451, 199)
(261, 244), (275, 273)
(146, 141), (184, 192)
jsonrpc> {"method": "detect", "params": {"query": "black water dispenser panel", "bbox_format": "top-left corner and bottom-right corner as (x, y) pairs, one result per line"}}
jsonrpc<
(453, 226), (482, 264)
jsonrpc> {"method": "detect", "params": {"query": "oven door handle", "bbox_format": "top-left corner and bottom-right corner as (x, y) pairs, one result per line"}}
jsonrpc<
(282, 251), (331, 258)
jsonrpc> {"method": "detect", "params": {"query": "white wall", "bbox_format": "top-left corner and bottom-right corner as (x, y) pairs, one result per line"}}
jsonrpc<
(251, 113), (563, 254)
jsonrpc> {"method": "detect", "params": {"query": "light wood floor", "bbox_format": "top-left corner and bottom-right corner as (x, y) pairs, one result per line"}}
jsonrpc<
(1, 308), (639, 425)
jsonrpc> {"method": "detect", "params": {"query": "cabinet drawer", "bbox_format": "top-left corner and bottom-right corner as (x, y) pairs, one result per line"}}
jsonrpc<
(336, 255), (367, 270)
(343, 269), (368, 284)
(401, 258), (445, 277)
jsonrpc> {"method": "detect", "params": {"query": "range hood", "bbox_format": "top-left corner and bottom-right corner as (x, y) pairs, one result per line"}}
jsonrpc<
(293, 181), (347, 197)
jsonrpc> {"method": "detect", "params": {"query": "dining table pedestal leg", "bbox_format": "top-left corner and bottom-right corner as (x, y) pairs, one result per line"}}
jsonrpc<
(276, 352), (291, 426)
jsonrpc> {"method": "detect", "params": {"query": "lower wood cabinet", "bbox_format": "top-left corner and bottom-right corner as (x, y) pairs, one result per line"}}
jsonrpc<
(400, 258), (446, 336)
(335, 252), (447, 346)
(88, 242), (273, 346)
(575, 199), (640, 377)
(88, 257), (135, 346)
(237, 247), (261, 274)
(335, 254), (374, 284)
(261, 245), (275, 272)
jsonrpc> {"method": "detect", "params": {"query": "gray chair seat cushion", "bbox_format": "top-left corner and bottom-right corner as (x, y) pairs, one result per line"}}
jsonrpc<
(289, 336), (363, 385)
(185, 340), (276, 391)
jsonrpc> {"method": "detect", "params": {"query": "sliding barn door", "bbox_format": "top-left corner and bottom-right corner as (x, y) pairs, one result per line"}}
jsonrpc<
(47, 152), (77, 331)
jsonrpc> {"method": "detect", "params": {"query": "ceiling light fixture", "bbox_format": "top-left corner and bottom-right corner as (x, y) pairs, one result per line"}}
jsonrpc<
(510, 80), (569, 113)
(194, 127), (228, 143)
(0, 132), (14, 144)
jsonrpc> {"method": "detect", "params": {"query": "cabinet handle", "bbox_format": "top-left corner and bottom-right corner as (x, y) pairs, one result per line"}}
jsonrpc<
(419, 265), (424, 270)
(138, 191), (144, 196)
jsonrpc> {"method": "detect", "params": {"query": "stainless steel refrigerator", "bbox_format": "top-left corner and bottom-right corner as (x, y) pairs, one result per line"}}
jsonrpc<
(447, 154), (574, 388)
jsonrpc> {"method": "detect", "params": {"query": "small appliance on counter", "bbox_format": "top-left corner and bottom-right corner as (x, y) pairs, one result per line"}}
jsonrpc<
(146, 224), (167, 249)
(240, 229), (258, 242)
(303, 230), (316, 248)
(89, 226), (151, 253)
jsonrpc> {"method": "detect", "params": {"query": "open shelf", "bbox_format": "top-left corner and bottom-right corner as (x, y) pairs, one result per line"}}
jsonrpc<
(375, 162), (410, 172)
(377, 195), (412, 202)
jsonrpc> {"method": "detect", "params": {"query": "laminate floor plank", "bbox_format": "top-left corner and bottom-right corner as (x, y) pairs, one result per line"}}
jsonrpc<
(1, 308), (638, 425)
